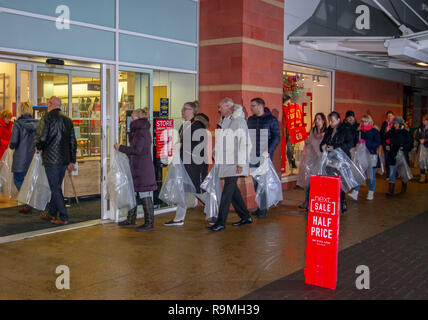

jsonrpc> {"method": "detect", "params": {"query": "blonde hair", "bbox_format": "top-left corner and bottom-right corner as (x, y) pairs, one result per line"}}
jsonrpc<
(0, 109), (12, 120)
(183, 101), (199, 114)
(362, 114), (373, 125)
(133, 108), (149, 119)
(19, 102), (32, 115)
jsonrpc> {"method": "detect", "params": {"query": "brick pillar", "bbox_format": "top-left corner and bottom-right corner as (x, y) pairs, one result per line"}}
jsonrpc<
(199, 0), (284, 210)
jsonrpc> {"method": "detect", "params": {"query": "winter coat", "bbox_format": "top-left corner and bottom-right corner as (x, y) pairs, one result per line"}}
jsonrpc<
(385, 127), (413, 166)
(359, 127), (381, 168)
(380, 120), (393, 148)
(9, 114), (38, 173)
(320, 122), (354, 158)
(36, 109), (77, 166)
(0, 118), (13, 160)
(119, 117), (157, 192)
(343, 120), (360, 147)
(415, 125), (428, 148)
(305, 129), (325, 159)
(179, 113), (209, 193)
(247, 107), (281, 161)
(215, 105), (252, 178)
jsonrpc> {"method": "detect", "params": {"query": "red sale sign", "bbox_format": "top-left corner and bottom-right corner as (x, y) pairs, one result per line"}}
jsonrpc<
(304, 175), (341, 290)
(155, 119), (174, 158)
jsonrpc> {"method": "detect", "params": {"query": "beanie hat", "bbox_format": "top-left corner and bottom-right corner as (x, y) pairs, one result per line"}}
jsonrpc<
(393, 116), (404, 125)
(345, 110), (355, 118)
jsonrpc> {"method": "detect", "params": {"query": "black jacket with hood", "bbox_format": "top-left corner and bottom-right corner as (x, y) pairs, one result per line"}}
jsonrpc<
(320, 122), (355, 158)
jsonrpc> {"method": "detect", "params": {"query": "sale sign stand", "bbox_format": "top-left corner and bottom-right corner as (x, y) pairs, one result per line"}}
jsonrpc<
(304, 175), (341, 290)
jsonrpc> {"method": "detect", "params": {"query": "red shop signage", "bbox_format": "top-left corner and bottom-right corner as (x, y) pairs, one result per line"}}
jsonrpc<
(155, 119), (174, 158)
(304, 175), (341, 290)
(283, 102), (308, 144)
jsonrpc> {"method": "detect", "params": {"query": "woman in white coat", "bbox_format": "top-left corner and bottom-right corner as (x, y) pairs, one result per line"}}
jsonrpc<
(208, 98), (252, 232)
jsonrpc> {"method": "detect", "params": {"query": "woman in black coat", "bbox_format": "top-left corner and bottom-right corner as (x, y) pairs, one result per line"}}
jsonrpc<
(385, 116), (413, 196)
(320, 111), (355, 213)
(415, 114), (428, 183)
(114, 108), (157, 231)
(164, 101), (210, 226)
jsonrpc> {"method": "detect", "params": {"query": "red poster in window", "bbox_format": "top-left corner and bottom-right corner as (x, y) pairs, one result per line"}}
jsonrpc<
(304, 175), (341, 290)
(155, 119), (174, 158)
(283, 102), (308, 144)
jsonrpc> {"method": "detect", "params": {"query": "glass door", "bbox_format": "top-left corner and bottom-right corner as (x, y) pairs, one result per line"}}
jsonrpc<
(16, 63), (34, 114)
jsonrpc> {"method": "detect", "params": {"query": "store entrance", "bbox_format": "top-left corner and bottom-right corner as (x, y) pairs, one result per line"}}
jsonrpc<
(0, 59), (104, 238)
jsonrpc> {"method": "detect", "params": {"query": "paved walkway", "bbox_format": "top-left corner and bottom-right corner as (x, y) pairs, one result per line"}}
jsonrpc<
(0, 177), (426, 299)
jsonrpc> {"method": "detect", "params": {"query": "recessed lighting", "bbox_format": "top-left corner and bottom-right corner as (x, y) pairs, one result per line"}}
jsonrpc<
(416, 62), (428, 67)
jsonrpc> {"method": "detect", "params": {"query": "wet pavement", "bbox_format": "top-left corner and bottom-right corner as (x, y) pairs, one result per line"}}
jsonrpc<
(0, 176), (426, 299)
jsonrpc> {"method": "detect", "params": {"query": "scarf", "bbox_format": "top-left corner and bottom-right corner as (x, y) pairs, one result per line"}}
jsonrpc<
(361, 124), (373, 132)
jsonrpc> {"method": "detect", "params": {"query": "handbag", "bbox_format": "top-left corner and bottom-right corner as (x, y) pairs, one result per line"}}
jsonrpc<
(369, 154), (378, 167)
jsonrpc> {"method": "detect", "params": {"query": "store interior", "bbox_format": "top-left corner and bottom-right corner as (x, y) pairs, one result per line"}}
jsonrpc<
(282, 63), (332, 177)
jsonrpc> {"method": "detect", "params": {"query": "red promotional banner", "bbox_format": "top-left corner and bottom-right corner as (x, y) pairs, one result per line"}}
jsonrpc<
(155, 119), (174, 158)
(283, 102), (308, 144)
(304, 175), (341, 290)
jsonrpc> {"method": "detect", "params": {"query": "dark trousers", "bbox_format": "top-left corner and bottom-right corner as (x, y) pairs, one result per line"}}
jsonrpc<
(217, 176), (251, 226)
(45, 165), (68, 222)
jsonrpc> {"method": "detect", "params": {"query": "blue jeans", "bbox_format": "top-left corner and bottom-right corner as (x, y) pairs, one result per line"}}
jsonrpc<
(421, 169), (426, 175)
(45, 165), (68, 222)
(354, 167), (377, 192)
(388, 165), (398, 183)
(13, 171), (28, 191)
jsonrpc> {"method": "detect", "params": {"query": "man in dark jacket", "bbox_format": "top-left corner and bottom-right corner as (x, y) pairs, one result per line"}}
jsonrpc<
(36, 96), (77, 225)
(320, 111), (354, 213)
(415, 115), (428, 183)
(343, 110), (359, 148)
(247, 97), (280, 218)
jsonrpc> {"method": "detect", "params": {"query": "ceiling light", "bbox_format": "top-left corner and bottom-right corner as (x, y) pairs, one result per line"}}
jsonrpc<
(416, 62), (428, 67)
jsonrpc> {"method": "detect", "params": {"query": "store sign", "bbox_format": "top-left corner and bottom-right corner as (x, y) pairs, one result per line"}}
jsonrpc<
(87, 84), (101, 91)
(304, 175), (341, 290)
(155, 119), (174, 158)
(283, 102), (308, 144)
(160, 98), (169, 117)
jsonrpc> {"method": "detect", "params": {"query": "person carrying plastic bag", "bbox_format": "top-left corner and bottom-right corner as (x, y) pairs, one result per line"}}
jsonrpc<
(17, 153), (51, 211)
(348, 115), (381, 201)
(106, 149), (136, 213)
(251, 157), (283, 211)
(0, 148), (16, 199)
(415, 115), (428, 183)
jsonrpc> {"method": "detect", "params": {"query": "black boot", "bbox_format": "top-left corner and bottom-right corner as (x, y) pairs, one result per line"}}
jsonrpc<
(400, 182), (407, 195)
(340, 191), (347, 214)
(118, 207), (137, 227)
(298, 201), (308, 210)
(386, 183), (395, 197)
(136, 197), (154, 232)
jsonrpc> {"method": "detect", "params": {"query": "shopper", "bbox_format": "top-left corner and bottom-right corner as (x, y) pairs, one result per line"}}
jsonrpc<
(385, 116), (413, 197)
(0, 109), (13, 160)
(207, 98), (252, 232)
(320, 111), (354, 214)
(415, 115), (428, 183)
(343, 110), (359, 149)
(164, 101), (210, 226)
(298, 112), (327, 210)
(247, 97), (280, 218)
(348, 115), (381, 201)
(36, 96), (77, 225)
(9, 102), (38, 213)
(114, 108), (157, 231)
(380, 111), (395, 177)
(283, 95), (297, 174)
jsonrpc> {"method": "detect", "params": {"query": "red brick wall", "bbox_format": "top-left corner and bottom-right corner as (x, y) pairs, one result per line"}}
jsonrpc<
(334, 71), (403, 128)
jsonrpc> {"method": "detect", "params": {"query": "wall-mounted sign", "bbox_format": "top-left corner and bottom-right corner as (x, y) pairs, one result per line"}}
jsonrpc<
(155, 119), (174, 158)
(160, 98), (169, 117)
(87, 84), (101, 91)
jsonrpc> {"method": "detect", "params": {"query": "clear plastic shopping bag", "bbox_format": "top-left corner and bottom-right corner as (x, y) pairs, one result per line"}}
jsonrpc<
(415, 145), (428, 170)
(106, 150), (136, 210)
(377, 148), (385, 176)
(17, 153), (51, 211)
(319, 148), (366, 192)
(200, 164), (221, 219)
(0, 148), (17, 199)
(352, 143), (370, 181)
(396, 150), (413, 183)
(251, 157), (283, 210)
(158, 153), (196, 208)
(297, 144), (319, 189)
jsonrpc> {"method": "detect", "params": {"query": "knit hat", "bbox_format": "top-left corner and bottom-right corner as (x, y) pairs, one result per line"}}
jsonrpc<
(345, 110), (355, 118)
(393, 116), (404, 125)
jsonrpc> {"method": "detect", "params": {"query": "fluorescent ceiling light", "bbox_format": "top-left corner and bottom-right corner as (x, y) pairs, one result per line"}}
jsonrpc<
(416, 62), (428, 67)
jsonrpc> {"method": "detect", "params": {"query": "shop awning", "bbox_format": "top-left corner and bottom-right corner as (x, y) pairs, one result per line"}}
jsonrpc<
(288, 0), (428, 76)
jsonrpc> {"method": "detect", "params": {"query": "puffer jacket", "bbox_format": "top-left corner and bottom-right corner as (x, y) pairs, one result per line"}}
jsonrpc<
(36, 108), (77, 166)
(320, 122), (354, 158)
(9, 114), (38, 172)
(343, 120), (360, 147)
(215, 105), (252, 178)
(247, 107), (281, 160)
(385, 127), (413, 166)
(415, 125), (428, 148)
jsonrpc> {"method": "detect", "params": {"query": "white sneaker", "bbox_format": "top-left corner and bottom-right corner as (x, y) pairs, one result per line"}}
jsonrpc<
(348, 190), (359, 201)
(366, 191), (374, 200)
